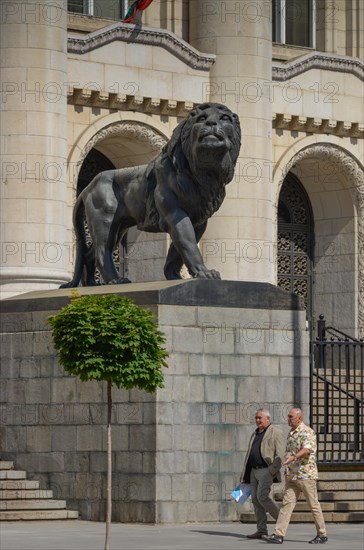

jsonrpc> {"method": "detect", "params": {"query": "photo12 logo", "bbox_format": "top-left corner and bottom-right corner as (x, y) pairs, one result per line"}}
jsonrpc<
(1, 2), (64, 24)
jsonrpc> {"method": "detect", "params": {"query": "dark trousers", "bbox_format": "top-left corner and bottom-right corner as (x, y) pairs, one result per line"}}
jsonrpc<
(250, 467), (280, 534)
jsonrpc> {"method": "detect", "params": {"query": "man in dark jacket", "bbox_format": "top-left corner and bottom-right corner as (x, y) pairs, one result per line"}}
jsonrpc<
(240, 408), (285, 539)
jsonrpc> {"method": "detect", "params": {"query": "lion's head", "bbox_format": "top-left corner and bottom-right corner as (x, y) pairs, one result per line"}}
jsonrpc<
(166, 103), (241, 187)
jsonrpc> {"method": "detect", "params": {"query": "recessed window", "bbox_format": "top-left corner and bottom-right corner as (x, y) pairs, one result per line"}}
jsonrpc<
(273, 0), (316, 48)
(68, 1), (130, 20)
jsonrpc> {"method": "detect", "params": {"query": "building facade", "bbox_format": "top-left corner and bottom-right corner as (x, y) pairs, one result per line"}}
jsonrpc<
(1, 0), (363, 336)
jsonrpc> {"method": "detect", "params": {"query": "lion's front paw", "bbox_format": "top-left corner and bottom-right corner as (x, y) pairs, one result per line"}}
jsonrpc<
(108, 277), (131, 285)
(193, 267), (221, 280)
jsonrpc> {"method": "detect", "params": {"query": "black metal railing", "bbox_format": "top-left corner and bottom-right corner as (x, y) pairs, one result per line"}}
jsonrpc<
(310, 315), (364, 465)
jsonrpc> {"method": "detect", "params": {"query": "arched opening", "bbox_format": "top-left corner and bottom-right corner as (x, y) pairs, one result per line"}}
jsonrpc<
(77, 148), (115, 196)
(277, 172), (314, 328)
(275, 144), (361, 336)
(76, 148), (129, 281)
(74, 120), (169, 283)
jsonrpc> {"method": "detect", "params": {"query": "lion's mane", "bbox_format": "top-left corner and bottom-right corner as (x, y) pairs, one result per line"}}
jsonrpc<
(142, 103), (241, 230)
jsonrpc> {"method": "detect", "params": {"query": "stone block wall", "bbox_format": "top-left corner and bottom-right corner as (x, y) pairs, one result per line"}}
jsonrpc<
(155, 303), (309, 522)
(0, 280), (309, 522)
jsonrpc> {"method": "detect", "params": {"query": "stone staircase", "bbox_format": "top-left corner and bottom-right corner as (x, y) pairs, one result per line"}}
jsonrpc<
(0, 461), (79, 520)
(239, 469), (364, 524)
(314, 372), (363, 463)
(239, 370), (364, 526)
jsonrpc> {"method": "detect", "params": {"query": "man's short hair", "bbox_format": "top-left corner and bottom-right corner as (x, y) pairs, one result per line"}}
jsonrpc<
(257, 408), (271, 419)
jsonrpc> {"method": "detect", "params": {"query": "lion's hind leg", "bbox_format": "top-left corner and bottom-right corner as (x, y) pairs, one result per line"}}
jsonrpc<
(92, 218), (132, 285)
(83, 246), (96, 286)
(164, 243), (184, 280)
(93, 235), (120, 284)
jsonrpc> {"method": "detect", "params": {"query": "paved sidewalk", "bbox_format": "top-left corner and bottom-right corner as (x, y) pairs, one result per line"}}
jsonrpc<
(1, 521), (363, 550)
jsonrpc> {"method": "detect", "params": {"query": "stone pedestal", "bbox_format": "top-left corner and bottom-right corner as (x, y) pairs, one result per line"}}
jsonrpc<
(0, 280), (309, 522)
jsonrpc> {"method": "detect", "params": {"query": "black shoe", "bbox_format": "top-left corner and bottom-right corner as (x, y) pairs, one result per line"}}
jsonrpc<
(309, 535), (328, 544)
(262, 534), (284, 544)
(246, 532), (268, 539)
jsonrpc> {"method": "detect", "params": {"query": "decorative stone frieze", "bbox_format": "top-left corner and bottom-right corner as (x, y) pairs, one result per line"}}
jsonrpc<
(68, 87), (197, 118)
(278, 144), (364, 339)
(68, 86), (363, 139)
(273, 52), (364, 82)
(68, 87), (364, 140)
(273, 112), (364, 138)
(68, 22), (216, 71)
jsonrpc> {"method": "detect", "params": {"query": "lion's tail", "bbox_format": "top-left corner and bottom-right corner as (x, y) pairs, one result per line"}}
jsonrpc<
(60, 196), (88, 288)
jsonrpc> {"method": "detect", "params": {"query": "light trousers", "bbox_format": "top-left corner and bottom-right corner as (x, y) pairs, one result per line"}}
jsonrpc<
(274, 478), (327, 537)
(250, 467), (280, 535)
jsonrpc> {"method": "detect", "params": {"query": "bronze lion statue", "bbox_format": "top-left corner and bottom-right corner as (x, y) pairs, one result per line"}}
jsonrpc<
(62, 102), (241, 287)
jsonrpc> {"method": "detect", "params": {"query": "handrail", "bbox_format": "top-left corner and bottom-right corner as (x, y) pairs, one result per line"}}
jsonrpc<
(311, 315), (364, 464)
(314, 371), (363, 403)
(325, 326), (361, 342)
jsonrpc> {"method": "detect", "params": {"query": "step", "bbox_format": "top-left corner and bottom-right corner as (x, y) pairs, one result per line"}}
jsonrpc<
(317, 480), (364, 491)
(317, 447), (361, 454)
(0, 489), (53, 499)
(293, 501), (364, 512)
(315, 410), (356, 418)
(315, 418), (356, 425)
(316, 436), (358, 442)
(314, 387), (357, 393)
(317, 373), (364, 380)
(275, 490), (363, 501)
(0, 461), (79, 521)
(315, 403), (356, 409)
(0, 480), (39, 490)
(315, 398), (361, 404)
(290, 511), (364, 522)
(0, 510), (79, 521)
(315, 387), (362, 394)
(0, 499), (68, 511)
(0, 462), (14, 470)
(317, 471), (364, 480)
(316, 452), (363, 461)
(314, 389), (362, 398)
(239, 511), (364, 523)
(0, 470), (27, 480)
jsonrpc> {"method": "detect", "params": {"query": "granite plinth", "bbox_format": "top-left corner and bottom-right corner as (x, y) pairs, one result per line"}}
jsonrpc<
(0, 280), (308, 522)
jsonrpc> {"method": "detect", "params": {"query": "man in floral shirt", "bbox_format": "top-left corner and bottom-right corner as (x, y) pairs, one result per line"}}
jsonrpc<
(263, 408), (328, 545)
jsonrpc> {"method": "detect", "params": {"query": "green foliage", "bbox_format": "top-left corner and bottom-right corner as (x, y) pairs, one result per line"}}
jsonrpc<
(47, 293), (168, 392)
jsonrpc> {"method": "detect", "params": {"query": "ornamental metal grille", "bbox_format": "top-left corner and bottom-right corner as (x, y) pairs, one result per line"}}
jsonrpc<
(310, 316), (364, 465)
(277, 173), (313, 319)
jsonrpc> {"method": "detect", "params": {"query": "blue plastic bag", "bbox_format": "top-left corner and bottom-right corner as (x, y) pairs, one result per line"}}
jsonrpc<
(231, 483), (252, 505)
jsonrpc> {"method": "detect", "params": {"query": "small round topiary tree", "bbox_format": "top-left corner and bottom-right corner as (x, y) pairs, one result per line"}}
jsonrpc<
(47, 292), (168, 550)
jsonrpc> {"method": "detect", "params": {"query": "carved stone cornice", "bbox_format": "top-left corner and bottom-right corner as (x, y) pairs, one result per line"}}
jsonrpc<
(278, 144), (364, 338)
(273, 112), (364, 138)
(273, 52), (364, 82)
(68, 86), (196, 117)
(68, 22), (216, 71)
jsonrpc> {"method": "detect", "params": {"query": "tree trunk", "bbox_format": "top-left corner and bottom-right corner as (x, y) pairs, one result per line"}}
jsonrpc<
(104, 380), (112, 550)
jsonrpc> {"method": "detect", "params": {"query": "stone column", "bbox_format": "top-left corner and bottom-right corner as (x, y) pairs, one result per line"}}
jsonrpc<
(189, 0), (274, 283)
(0, 0), (69, 298)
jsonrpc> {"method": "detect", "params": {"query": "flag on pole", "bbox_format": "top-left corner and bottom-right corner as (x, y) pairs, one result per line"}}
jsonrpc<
(122, 0), (154, 23)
